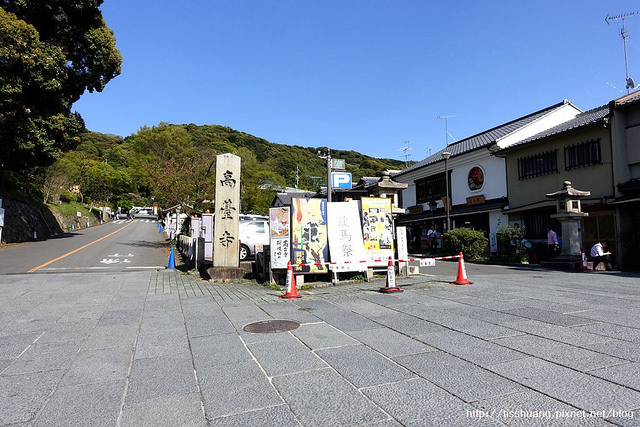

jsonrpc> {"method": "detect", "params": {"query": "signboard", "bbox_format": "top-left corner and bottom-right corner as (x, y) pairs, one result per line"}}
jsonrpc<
(327, 201), (366, 272)
(466, 195), (486, 205)
(331, 159), (346, 170)
(468, 166), (485, 190)
(213, 153), (241, 267)
(361, 197), (394, 267)
(76, 211), (82, 217)
(396, 226), (408, 261)
(0, 207), (4, 227)
(331, 172), (352, 189)
(201, 213), (214, 260)
(269, 207), (291, 269)
(291, 198), (328, 273)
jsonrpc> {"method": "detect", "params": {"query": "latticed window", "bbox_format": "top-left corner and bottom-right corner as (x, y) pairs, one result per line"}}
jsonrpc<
(518, 150), (558, 180)
(564, 139), (601, 170)
(415, 172), (446, 204)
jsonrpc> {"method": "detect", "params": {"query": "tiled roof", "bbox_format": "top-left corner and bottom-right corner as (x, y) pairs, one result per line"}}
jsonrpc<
(502, 105), (610, 150)
(395, 101), (570, 177)
(614, 89), (640, 107)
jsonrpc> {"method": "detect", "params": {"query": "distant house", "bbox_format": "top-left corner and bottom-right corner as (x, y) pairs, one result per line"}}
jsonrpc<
(271, 172), (407, 215)
(394, 100), (582, 253)
(497, 105), (611, 253)
(497, 91), (640, 269)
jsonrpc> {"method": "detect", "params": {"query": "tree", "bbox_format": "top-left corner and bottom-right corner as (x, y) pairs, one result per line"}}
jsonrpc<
(0, 2), (121, 177)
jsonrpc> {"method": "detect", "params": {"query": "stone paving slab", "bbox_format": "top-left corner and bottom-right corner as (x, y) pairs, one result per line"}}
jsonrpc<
(487, 356), (640, 411)
(315, 344), (416, 388)
(396, 351), (525, 403)
(272, 368), (389, 426)
(362, 377), (502, 426)
(346, 327), (436, 358)
(2, 266), (640, 426)
(198, 360), (283, 420)
(493, 334), (628, 372)
(209, 404), (301, 426)
(34, 379), (124, 426)
(120, 392), (207, 427)
(472, 390), (611, 426)
(416, 329), (526, 367)
(247, 335), (327, 377)
(291, 322), (360, 350)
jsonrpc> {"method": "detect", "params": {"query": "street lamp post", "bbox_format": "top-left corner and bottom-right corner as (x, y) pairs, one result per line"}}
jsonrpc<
(441, 151), (451, 232)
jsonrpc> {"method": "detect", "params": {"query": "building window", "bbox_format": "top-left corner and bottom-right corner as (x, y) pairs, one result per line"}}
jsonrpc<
(518, 150), (558, 180)
(564, 139), (601, 170)
(415, 172), (446, 204)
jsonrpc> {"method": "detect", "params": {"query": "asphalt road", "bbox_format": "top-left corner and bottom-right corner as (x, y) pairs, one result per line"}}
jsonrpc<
(0, 217), (168, 275)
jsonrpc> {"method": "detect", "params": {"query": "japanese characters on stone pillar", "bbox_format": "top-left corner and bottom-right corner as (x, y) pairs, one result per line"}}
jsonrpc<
(213, 153), (241, 267)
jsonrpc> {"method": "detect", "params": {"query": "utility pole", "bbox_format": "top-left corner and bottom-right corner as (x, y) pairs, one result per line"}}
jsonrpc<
(317, 149), (332, 202)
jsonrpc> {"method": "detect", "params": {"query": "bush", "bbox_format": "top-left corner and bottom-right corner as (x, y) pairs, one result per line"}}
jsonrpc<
(496, 225), (527, 262)
(441, 228), (488, 261)
(59, 190), (77, 203)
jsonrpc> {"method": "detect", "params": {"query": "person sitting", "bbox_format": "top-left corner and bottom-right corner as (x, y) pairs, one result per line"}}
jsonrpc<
(590, 240), (614, 271)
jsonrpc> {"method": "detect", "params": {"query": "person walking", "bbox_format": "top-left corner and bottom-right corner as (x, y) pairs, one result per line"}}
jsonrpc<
(546, 226), (559, 257)
(590, 240), (614, 271)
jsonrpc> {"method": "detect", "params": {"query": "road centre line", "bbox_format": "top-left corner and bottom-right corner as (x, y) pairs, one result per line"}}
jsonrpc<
(27, 222), (134, 273)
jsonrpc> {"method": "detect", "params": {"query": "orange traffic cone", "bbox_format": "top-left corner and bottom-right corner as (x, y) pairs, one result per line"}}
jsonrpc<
(380, 256), (404, 293)
(280, 261), (303, 299)
(451, 252), (472, 285)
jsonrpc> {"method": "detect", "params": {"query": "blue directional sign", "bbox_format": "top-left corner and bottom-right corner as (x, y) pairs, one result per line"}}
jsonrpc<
(332, 172), (352, 189)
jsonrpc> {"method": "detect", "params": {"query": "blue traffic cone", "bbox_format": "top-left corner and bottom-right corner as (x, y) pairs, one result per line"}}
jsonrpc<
(168, 247), (176, 269)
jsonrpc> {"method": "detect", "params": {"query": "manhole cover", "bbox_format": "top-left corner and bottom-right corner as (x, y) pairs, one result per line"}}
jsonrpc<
(243, 320), (300, 334)
(298, 307), (314, 312)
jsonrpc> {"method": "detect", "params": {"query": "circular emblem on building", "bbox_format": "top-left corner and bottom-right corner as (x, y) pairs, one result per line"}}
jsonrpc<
(468, 167), (484, 191)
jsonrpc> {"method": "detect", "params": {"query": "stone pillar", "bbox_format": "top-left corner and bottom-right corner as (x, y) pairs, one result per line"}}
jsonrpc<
(213, 153), (241, 268)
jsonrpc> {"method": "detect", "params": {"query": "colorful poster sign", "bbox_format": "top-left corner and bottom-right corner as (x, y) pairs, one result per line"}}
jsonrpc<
(327, 201), (366, 272)
(269, 207), (291, 269)
(361, 197), (394, 267)
(291, 198), (328, 273)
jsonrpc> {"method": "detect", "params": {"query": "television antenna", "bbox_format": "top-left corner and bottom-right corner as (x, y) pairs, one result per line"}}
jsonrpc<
(399, 140), (412, 167)
(437, 115), (457, 145)
(606, 10), (640, 93)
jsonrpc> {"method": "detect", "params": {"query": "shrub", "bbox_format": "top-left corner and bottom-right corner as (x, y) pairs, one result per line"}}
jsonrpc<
(441, 228), (488, 261)
(496, 225), (528, 262)
(59, 190), (77, 203)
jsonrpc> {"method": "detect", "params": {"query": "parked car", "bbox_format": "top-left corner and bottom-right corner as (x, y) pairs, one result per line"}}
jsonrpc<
(239, 217), (269, 261)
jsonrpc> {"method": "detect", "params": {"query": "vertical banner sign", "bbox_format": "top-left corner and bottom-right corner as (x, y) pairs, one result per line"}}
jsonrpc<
(327, 201), (366, 272)
(291, 198), (328, 273)
(213, 153), (241, 267)
(396, 226), (408, 261)
(269, 207), (291, 269)
(361, 197), (394, 267)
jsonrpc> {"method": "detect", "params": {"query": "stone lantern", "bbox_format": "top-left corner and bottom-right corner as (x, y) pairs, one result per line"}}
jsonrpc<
(545, 181), (590, 269)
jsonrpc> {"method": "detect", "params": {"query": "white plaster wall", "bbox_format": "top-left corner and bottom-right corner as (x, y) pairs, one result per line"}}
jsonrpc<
(449, 155), (507, 205)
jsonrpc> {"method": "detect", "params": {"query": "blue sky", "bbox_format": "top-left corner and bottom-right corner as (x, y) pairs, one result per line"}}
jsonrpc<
(74, 0), (640, 161)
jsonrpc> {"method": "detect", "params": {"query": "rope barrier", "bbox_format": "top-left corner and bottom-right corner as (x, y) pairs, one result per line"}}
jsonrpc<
(291, 254), (462, 268)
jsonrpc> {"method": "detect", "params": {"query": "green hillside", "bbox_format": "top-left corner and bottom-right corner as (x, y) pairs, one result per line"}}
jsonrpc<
(32, 123), (407, 215)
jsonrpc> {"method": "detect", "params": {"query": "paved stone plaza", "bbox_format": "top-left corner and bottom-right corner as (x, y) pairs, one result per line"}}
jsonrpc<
(0, 264), (639, 426)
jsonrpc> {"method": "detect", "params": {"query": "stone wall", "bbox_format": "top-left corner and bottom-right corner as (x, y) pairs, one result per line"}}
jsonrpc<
(0, 199), (63, 243)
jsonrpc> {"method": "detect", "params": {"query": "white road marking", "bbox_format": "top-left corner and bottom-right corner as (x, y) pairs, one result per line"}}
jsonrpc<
(100, 258), (120, 264)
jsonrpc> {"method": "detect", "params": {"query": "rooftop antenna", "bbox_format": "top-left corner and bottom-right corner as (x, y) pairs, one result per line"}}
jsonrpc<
(606, 10), (640, 93)
(399, 140), (412, 167)
(437, 115), (456, 146)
